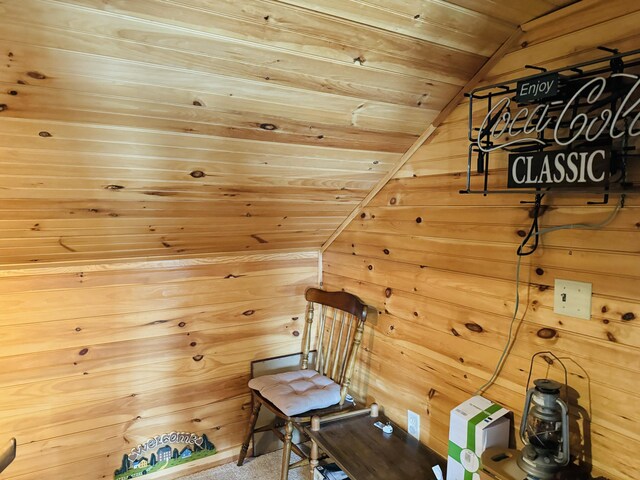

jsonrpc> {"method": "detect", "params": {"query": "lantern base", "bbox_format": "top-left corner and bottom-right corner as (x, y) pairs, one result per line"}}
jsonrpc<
(517, 445), (567, 480)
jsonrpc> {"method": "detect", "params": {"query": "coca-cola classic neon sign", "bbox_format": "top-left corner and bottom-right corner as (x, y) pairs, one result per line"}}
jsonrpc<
(477, 73), (640, 153)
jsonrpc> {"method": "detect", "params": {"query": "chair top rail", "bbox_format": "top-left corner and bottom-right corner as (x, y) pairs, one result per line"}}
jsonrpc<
(305, 287), (368, 321)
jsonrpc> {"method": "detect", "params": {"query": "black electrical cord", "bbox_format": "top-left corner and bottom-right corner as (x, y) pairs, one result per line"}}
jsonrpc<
(475, 195), (624, 396)
(517, 193), (545, 256)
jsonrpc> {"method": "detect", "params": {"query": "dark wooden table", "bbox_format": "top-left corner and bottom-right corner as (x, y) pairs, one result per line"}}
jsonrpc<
(305, 409), (446, 480)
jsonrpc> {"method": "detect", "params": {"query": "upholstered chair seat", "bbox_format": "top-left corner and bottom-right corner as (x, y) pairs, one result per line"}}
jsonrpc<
(248, 370), (341, 417)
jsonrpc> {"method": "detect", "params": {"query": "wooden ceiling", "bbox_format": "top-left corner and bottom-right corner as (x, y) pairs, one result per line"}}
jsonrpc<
(0, 0), (574, 265)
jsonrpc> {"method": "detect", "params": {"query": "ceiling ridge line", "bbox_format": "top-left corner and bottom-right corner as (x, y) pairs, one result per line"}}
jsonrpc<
(320, 25), (525, 253)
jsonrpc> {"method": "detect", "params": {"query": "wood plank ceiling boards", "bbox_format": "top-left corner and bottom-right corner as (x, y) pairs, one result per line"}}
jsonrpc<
(0, 0), (576, 267)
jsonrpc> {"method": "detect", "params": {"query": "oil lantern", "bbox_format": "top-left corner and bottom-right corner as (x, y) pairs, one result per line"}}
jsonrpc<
(517, 378), (570, 479)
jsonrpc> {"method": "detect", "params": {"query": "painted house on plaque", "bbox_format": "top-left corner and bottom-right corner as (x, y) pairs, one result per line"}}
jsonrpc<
(157, 445), (172, 462)
(132, 457), (148, 469)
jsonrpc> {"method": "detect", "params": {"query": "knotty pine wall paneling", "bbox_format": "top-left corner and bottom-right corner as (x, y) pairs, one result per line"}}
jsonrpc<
(323, 2), (640, 479)
(0, 251), (318, 479)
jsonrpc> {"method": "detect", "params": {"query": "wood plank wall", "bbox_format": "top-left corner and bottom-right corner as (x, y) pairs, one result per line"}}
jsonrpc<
(0, 251), (317, 479)
(323, 2), (640, 479)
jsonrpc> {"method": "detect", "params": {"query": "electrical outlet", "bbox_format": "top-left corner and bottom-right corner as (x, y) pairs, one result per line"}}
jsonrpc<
(407, 410), (420, 440)
(554, 279), (592, 320)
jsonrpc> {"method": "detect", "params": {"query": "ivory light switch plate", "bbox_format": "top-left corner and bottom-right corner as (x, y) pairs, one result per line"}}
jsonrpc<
(554, 279), (592, 320)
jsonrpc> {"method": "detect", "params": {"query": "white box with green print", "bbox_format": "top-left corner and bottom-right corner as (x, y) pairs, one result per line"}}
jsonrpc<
(446, 396), (510, 480)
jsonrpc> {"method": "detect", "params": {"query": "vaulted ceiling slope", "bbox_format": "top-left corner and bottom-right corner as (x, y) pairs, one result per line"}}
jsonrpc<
(0, 0), (574, 265)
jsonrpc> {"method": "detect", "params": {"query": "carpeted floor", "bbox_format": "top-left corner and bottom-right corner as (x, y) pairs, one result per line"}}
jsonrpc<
(177, 450), (307, 480)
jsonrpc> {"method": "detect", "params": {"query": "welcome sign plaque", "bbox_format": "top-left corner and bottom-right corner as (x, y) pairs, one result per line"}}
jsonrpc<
(114, 431), (217, 479)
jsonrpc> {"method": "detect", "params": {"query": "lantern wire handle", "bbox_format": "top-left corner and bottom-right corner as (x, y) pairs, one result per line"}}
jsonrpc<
(525, 351), (569, 405)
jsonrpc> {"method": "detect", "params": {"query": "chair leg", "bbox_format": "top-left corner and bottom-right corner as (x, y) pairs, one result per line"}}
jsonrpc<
(310, 439), (319, 477)
(280, 420), (294, 480)
(237, 399), (262, 466)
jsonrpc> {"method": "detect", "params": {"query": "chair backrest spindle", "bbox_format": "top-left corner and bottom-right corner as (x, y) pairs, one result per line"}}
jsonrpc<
(301, 301), (314, 370)
(323, 307), (338, 376)
(315, 304), (327, 373)
(339, 314), (354, 382)
(331, 311), (346, 380)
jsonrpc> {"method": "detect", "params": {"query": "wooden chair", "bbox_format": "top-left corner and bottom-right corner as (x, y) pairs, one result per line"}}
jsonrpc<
(237, 287), (369, 480)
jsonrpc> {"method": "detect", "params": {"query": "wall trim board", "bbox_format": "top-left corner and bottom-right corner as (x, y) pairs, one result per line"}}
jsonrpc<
(0, 249), (319, 277)
(321, 26), (525, 253)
